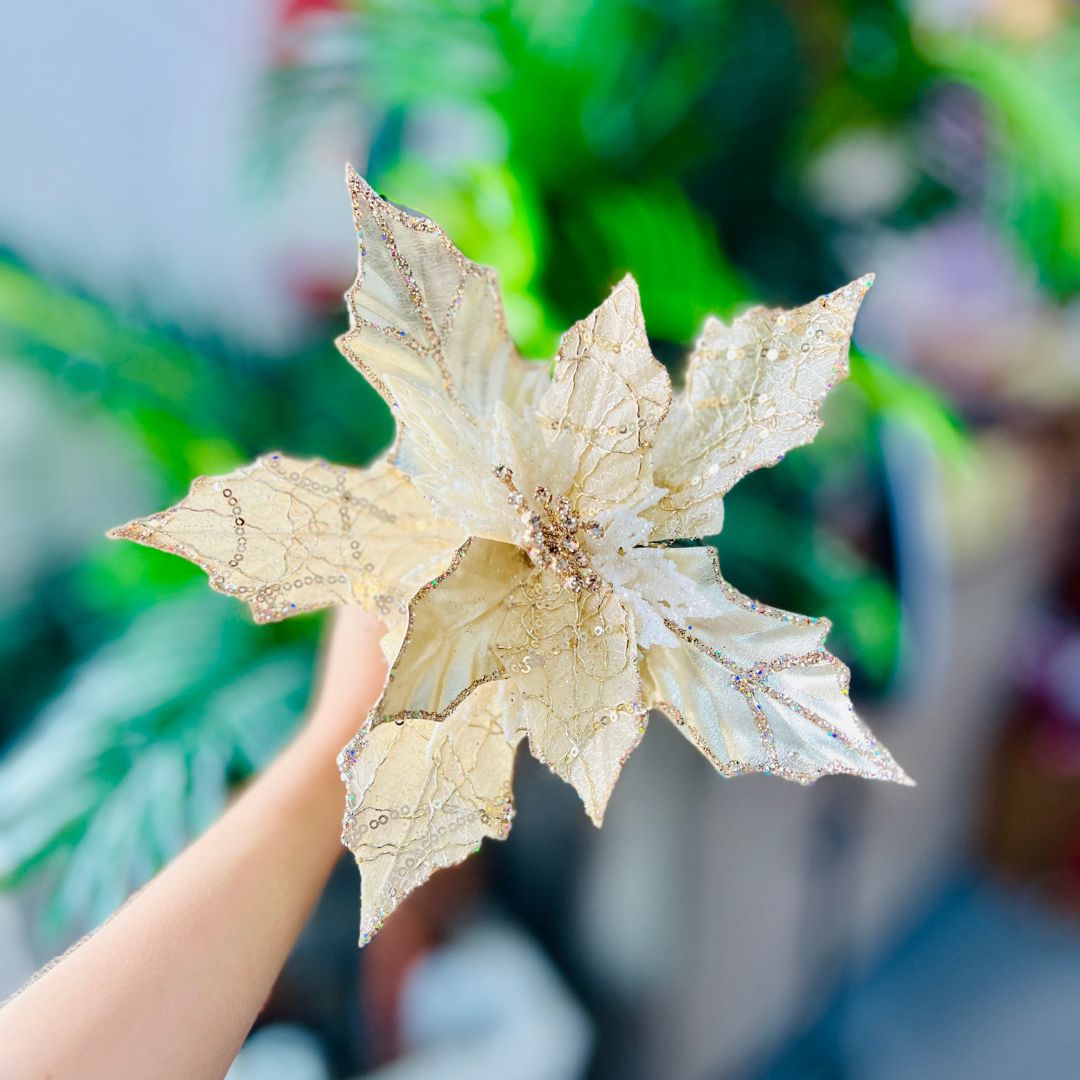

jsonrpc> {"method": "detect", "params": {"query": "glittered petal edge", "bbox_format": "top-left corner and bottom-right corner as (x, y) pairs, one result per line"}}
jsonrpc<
(371, 536), (533, 724)
(643, 545), (912, 786)
(495, 571), (648, 825)
(339, 682), (523, 945)
(108, 452), (464, 627)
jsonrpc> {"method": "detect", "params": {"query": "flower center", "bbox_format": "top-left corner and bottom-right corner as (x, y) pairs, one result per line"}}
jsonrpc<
(494, 465), (602, 593)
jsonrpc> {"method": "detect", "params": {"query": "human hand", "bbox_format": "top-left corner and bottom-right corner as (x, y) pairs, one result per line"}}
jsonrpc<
(305, 607), (390, 753)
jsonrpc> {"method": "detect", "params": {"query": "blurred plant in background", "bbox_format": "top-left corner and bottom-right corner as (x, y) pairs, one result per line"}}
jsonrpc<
(3, 0), (1077, 939)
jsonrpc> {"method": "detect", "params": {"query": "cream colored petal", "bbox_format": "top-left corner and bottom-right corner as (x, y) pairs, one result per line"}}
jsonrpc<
(539, 275), (671, 521)
(382, 375), (518, 543)
(373, 537), (533, 722)
(591, 543), (727, 650)
(494, 572), (646, 825)
(503, 356), (552, 416)
(336, 166), (540, 429)
(490, 402), (580, 520)
(378, 622), (407, 667)
(340, 681), (521, 946)
(649, 276), (874, 541)
(109, 453), (464, 626)
(641, 546), (910, 785)
(380, 386), (580, 551)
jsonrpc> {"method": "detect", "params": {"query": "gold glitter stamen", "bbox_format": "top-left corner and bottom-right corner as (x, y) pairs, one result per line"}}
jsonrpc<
(493, 465), (602, 593)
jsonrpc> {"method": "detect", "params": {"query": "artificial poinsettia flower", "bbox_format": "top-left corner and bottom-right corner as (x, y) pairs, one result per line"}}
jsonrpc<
(113, 167), (911, 947)
(335, 169), (910, 940)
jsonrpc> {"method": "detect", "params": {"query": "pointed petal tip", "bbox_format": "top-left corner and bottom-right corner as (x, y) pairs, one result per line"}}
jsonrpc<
(827, 273), (875, 302)
(345, 162), (372, 194)
(893, 765), (916, 787)
(344, 165), (383, 222)
(815, 274), (876, 310)
(580, 769), (629, 827)
(846, 272), (876, 304)
(578, 271), (647, 341)
(106, 519), (150, 542)
(873, 753), (914, 787)
(357, 920), (382, 949)
(609, 271), (642, 306)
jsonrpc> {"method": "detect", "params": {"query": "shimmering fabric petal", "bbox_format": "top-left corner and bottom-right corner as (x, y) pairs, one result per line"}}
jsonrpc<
(592, 543), (726, 650)
(648, 276), (874, 540)
(381, 375), (516, 542)
(539, 275), (671, 522)
(373, 538), (533, 723)
(340, 681), (520, 945)
(494, 571), (646, 824)
(337, 166), (544, 433)
(109, 453), (464, 626)
(641, 546), (911, 784)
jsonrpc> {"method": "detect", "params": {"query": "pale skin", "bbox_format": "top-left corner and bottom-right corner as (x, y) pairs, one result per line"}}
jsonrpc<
(0, 608), (388, 1080)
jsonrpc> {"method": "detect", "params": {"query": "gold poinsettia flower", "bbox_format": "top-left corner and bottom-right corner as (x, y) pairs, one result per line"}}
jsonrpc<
(113, 167), (911, 947)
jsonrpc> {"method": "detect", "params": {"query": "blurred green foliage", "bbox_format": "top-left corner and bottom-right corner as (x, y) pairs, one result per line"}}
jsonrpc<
(4, 0), (1074, 935)
(0, 595), (311, 933)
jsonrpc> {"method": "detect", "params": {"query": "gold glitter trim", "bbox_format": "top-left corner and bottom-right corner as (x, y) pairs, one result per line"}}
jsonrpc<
(339, 681), (521, 946)
(367, 536), (533, 726)
(644, 545), (912, 786)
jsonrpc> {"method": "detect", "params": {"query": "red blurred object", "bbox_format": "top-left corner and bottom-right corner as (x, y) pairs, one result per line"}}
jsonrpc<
(272, 0), (349, 67)
(278, 0), (345, 27)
